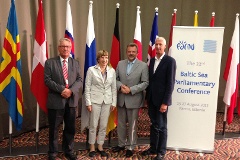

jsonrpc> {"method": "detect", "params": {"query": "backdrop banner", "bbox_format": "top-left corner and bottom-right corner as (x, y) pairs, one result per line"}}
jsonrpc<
(167, 26), (224, 153)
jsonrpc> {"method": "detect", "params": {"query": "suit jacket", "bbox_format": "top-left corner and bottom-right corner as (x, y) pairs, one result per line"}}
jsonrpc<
(44, 56), (82, 109)
(147, 54), (176, 107)
(85, 65), (117, 106)
(116, 59), (149, 109)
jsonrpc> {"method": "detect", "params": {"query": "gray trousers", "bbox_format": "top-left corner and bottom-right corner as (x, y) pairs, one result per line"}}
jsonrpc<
(88, 102), (111, 145)
(117, 105), (139, 150)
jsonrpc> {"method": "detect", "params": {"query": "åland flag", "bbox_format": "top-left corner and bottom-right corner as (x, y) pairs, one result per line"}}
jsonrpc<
(134, 6), (142, 60)
(168, 9), (177, 56)
(31, 0), (48, 114)
(106, 3), (120, 135)
(147, 7), (158, 65)
(81, 1), (96, 132)
(65, 0), (74, 58)
(0, 0), (24, 131)
(223, 14), (240, 124)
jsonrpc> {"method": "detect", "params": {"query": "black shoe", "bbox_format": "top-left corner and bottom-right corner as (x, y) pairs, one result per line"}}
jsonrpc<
(64, 153), (77, 160)
(112, 146), (125, 152)
(153, 153), (165, 160)
(48, 155), (57, 160)
(89, 151), (96, 157)
(141, 148), (157, 156)
(97, 148), (108, 157)
(125, 149), (133, 157)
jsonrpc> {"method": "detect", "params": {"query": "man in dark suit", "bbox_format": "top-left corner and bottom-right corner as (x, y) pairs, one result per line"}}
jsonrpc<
(142, 36), (176, 160)
(44, 38), (82, 160)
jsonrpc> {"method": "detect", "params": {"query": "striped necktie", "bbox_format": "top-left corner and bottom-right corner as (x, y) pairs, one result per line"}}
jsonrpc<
(62, 59), (68, 88)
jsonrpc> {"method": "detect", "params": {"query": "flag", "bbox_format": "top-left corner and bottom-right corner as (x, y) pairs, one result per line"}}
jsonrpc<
(194, 10), (198, 27)
(223, 14), (240, 124)
(109, 3), (120, 70)
(168, 9), (177, 56)
(0, 0), (23, 131)
(65, 0), (74, 58)
(31, 0), (48, 114)
(134, 6), (142, 60)
(81, 1), (96, 132)
(106, 3), (120, 135)
(147, 7), (158, 65)
(210, 12), (215, 27)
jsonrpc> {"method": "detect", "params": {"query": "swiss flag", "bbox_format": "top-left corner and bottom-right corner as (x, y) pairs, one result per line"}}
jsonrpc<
(30, 0), (48, 113)
(223, 14), (239, 124)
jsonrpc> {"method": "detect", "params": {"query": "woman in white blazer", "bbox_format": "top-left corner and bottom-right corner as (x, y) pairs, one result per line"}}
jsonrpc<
(85, 50), (117, 158)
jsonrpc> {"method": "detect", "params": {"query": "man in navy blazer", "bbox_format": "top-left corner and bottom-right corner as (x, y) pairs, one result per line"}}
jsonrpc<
(44, 38), (82, 160)
(142, 36), (176, 160)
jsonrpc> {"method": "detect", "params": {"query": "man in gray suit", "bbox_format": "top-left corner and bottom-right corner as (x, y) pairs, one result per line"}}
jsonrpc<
(44, 38), (82, 160)
(112, 43), (149, 157)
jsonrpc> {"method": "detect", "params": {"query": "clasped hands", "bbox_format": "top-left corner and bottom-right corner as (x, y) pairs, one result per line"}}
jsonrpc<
(120, 84), (131, 94)
(61, 88), (72, 98)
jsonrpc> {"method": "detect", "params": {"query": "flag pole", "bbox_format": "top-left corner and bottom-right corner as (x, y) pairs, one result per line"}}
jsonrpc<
(36, 104), (40, 152)
(9, 116), (12, 155)
(222, 13), (240, 135)
(222, 105), (228, 136)
(210, 12), (215, 27)
(194, 10), (198, 27)
(212, 12), (215, 17)
(108, 2), (120, 146)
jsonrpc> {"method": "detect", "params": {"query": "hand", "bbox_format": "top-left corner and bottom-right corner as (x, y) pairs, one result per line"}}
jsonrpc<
(61, 88), (72, 98)
(87, 105), (92, 112)
(160, 104), (168, 113)
(121, 85), (130, 94)
(110, 106), (116, 112)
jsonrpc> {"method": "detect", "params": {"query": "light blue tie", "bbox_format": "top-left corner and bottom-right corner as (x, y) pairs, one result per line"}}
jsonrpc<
(126, 62), (133, 75)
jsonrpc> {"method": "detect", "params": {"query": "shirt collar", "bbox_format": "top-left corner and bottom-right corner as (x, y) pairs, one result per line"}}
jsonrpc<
(95, 64), (109, 71)
(128, 58), (137, 64)
(60, 56), (69, 63)
(155, 53), (165, 60)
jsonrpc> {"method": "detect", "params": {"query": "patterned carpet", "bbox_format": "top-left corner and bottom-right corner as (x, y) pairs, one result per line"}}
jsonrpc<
(0, 108), (239, 160)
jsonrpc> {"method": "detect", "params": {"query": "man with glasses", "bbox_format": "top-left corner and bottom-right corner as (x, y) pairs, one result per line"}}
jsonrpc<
(44, 38), (82, 160)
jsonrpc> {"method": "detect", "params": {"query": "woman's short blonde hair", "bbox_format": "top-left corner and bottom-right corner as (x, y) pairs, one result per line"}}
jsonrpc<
(96, 50), (108, 62)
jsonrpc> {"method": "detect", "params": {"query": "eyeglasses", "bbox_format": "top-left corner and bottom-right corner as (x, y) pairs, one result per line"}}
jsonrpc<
(59, 46), (71, 49)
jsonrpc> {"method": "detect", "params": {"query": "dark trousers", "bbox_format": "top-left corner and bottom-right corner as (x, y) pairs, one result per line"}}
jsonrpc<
(148, 100), (167, 155)
(48, 104), (76, 156)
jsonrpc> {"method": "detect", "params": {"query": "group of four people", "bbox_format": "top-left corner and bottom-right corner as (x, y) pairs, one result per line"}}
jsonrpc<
(44, 36), (176, 160)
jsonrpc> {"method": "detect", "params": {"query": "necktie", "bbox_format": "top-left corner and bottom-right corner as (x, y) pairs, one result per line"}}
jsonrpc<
(62, 59), (68, 88)
(126, 62), (133, 75)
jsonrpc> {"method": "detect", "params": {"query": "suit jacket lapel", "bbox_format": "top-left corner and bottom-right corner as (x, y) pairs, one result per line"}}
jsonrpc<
(154, 55), (167, 74)
(68, 58), (72, 84)
(94, 65), (105, 83)
(56, 56), (64, 80)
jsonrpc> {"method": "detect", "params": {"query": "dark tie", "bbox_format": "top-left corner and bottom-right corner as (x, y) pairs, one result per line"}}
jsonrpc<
(62, 59), (68, 88)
